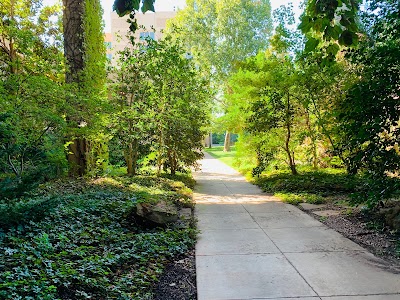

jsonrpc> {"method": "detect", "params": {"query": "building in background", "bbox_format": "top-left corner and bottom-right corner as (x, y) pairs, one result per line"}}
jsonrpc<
(104, 32), (113, 61)
(105, 11), (177, 64)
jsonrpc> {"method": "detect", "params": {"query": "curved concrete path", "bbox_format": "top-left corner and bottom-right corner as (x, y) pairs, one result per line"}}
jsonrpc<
(194, 152), (400, 300)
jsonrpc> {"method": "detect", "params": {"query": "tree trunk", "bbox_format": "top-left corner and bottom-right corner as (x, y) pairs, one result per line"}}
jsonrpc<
(63, 0), (87, 177)
(67, 138), (88, 177)
(125, 140), (138, 176)
(305, 109), (318, 169)
(168, 150), (177, 175)
(63, 0), (85, 85)
(223, 131), (231, 152)
(285, 93), (297, 175)
(209, 132), (212, 148)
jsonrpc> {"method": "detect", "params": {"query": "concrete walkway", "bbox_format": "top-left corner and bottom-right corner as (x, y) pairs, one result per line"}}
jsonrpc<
(194, 152), (400, 300)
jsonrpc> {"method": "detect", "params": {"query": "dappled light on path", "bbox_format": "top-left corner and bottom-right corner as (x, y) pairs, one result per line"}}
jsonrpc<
(194, 152), (400, 300)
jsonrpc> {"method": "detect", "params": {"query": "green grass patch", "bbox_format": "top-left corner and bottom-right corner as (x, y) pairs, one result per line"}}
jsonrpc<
(275, 192), (326, 205)
(205, 146), (237, 169)
(0, 174), (196, 299)
(254, 169), (360, 196)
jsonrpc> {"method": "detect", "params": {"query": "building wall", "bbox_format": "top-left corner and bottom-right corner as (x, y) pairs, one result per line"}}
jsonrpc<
(106, 11), (176, 65)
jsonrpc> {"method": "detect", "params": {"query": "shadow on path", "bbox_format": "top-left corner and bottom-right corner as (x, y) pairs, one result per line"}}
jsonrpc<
(194, 152), (400, 300)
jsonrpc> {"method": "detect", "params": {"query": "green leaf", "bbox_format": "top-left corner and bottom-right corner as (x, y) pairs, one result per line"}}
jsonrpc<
(326, 43), (339, 56)
(338, 30), (353, 46)
(141, 0), (155, 13)
(324, 24), (342, 41)
(304, 37), (319, 52)
(113, 0), (140, 17)
(298, 16), (313, 33)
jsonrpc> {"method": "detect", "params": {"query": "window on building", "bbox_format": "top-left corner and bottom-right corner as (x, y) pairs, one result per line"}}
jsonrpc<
(139, 32), (155, 40)
(106, 53), (112, 60)
(105, 41), (112, 49)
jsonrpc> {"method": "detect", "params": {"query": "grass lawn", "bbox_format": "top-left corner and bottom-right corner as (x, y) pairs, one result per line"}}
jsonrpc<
(205, 145), (237, 169)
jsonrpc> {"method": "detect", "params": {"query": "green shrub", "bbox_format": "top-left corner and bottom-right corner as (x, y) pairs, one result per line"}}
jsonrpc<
(275, 192), (303, 205)
(275, 192), (326, 205)
(254, 170), (360, 195)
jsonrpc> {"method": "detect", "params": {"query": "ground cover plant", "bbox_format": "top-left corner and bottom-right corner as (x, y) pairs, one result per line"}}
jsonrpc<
(0, 175), (196, 299)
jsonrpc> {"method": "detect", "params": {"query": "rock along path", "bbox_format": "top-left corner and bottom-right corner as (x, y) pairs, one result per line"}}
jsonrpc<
(194, 152), (400, 300)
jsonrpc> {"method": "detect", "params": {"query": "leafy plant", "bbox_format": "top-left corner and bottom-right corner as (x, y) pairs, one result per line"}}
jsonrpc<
(0, 175), (197, 299)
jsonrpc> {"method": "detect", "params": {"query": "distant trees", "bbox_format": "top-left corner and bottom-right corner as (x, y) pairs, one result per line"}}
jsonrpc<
(222, 0), (399, 207)
(166, 0), (273, 151)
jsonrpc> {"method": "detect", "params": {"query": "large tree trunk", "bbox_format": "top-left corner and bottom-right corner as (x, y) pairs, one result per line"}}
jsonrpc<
(223, 131), (231, 152)
(67, 138), (88, 176)
(63, 0), (87, 177)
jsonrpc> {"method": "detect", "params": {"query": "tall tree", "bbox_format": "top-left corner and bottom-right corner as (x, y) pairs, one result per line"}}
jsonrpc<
(144, 36), (212, 175)
(167, 0), (272, 82)
(166, 0), (273, 151)
(63, 0), (106, 176)
(334, 0), (400, 176)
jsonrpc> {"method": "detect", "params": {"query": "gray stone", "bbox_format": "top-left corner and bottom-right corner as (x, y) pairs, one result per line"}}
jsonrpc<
(299, 202), (327, 210)
(178, 207), (192, 220)
(136, 200), (178, 225)
(380, 205), (400, 230)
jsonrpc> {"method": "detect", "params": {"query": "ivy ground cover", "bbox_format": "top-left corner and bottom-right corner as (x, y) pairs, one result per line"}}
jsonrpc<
(0, 175), (196, 299)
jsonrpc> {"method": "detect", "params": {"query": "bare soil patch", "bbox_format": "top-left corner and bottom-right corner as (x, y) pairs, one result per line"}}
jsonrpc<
(301, 203), (400, 265)
(152, 250), (197, 300)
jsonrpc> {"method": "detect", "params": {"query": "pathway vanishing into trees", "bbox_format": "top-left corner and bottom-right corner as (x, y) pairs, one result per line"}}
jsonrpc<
(194, 152), (400, 300)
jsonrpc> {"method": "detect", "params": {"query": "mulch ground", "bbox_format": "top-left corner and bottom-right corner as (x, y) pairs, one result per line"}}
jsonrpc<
(302, 203), (400, 266)
(153, 250), (197, 300)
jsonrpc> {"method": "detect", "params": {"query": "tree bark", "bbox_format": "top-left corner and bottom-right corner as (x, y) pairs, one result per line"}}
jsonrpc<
(63, 0), (87, 177)
(305, 109), (318, 169)
(125, 140), (139, 176)
(67, 138), (88, 176)
(63, 0), (85, 85)
(285, 93), (297, 175)
(223, 131), (231, 152)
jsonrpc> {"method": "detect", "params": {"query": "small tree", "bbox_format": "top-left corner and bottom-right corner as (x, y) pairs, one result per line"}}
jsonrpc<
(144, 36), (212, 175)
(112, 35), (212, 176)
(111, 41), (155, 176)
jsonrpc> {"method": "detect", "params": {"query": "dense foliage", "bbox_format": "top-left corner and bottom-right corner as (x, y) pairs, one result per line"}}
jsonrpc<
(0, 0), (66, 197)
(1, 0), (399, 297)
(0, 2), (211, 297)
(0, 175), (196, 299)
(111, 35), (212, 176)
(221, 0), (399, 209)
